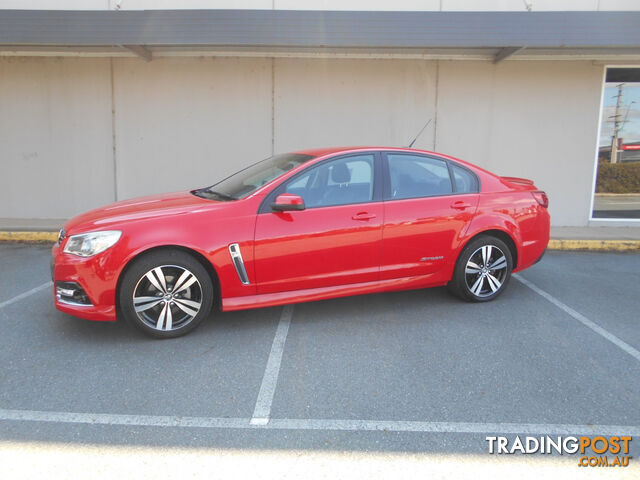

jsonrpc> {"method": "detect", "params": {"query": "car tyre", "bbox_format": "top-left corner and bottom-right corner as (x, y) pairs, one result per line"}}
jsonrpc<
(119, 249), (214, 338)
(448, 235), (513, 302)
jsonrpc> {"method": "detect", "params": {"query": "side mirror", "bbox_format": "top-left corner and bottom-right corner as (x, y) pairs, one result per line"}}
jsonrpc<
(271, 193), (305, 212)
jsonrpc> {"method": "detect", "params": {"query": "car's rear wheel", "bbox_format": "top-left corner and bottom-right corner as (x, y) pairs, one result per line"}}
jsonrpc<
(119, 250), (214, 338)
(448, 235), (513, 302)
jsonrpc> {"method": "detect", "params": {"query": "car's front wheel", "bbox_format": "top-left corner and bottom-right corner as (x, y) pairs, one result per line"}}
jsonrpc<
(119, 250), (214, 338)
(448, 235), (513, 302)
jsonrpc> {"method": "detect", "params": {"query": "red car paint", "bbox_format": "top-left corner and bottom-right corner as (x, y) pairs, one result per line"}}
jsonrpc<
(51, 147), (550, 321)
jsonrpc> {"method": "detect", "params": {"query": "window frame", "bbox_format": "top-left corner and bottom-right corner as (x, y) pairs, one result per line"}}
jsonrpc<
(588, 65), (640, 223)
(258, 152), (384, 214)
(381, 151), (479, 202)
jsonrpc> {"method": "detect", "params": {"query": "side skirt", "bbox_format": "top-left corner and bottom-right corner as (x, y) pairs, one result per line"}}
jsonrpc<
(221, 274), (447, 311)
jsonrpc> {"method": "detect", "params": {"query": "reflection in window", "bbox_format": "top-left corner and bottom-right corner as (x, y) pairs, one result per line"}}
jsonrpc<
(285, 155), (374, 208)
(451, 164), (479, 194)
(387, 154), (453, 199)
(592, 68), (640, 219)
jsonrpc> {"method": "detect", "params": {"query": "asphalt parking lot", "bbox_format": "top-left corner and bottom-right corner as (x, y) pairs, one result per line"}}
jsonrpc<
(0, 243), (639, 476)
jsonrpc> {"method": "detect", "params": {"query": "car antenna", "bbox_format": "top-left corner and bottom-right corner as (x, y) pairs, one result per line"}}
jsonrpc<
(406, 118), (432, 148)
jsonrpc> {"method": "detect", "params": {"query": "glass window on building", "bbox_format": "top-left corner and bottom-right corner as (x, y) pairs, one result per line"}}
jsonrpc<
(592, 68), (640, 219)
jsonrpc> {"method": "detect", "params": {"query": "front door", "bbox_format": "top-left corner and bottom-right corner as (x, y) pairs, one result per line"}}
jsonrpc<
(254, 153), (383, 294)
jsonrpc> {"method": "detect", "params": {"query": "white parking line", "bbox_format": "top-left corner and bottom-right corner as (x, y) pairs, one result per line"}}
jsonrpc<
(250, 304), (294, 425)
(514, 274), (640, 363)
(1, 408), (638, 435)
(0, 281), (52, 310)
(267, 418), (640, 436)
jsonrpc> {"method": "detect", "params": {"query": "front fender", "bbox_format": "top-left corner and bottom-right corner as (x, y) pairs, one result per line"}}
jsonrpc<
(110, 210), (258, 306)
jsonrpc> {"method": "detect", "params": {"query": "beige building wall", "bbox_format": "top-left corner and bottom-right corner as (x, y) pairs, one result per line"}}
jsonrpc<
(112, 57), (272, 200)
(435, 60), (604, 227)
(0, 56), (609, 226)
(2, 0), (639, 10)
(0, 57), (114, 220)
(273, 58), (437, 153)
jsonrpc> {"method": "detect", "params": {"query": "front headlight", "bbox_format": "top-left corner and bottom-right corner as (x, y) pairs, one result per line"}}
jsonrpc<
(63, 231), (122, 257)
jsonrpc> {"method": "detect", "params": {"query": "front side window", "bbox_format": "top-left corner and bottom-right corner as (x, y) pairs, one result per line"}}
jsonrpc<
(285, 154), (375, 208)
(387, 154), (453, 200)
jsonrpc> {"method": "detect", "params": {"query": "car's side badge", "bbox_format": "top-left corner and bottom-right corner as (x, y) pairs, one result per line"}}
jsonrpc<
(420, 256), (444, 261)
(228, 243), (250, 285)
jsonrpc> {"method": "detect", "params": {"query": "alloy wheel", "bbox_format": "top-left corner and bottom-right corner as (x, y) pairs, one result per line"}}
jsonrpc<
(464, 245), (509, 298)
(132, 265), (203, 331)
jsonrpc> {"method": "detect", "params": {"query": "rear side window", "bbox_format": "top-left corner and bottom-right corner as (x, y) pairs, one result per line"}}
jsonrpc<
(451, 164), (479, 193)
(387, 154), (453, 199)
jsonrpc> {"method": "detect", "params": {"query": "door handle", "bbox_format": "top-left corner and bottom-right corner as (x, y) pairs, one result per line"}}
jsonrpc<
(352, 212), (377, 221)
(451, 201), (472, 210)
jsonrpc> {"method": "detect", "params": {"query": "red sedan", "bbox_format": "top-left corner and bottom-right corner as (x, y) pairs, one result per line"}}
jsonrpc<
(51, 147), (549, 338)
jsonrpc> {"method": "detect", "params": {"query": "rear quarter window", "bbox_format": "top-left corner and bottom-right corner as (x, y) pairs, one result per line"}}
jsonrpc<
(451, 164), (479, 193)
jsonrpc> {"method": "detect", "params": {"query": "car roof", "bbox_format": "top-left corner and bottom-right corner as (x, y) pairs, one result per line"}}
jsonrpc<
(292, 146), (443, 157)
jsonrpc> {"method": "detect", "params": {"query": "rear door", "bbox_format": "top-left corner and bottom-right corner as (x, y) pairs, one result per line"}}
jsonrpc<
(380, 152), (479, 280)
(254, 153), (384, 294)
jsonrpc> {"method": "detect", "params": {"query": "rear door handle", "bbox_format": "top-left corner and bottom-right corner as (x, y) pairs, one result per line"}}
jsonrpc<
(451, 201), (472, 210)
(352, 212), (377, 221)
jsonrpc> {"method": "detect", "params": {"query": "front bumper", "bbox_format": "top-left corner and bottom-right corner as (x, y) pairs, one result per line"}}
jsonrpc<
(51, 242), (118, 321)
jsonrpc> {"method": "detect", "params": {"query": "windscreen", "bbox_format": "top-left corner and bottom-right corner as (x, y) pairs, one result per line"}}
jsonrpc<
(195, 153), (315, 201)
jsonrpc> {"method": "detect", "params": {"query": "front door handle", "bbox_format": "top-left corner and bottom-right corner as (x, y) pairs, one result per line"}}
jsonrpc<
(451, 201), (472, 210)
(352, 212), (377, 221)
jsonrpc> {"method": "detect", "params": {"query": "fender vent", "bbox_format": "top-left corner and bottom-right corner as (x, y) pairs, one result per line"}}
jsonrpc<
(228, 243), (250, 285)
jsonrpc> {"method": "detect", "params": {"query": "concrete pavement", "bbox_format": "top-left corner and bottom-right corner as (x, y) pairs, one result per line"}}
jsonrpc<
(0, 245), (638, 477)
